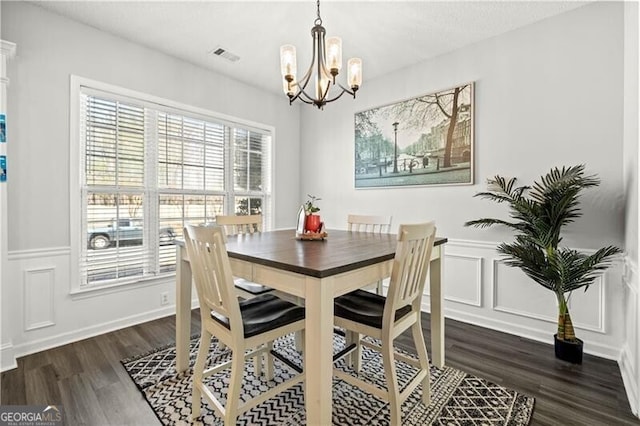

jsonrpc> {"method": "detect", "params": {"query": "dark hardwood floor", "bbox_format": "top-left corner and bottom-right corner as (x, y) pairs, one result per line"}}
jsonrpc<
(2, 311), (638, 425)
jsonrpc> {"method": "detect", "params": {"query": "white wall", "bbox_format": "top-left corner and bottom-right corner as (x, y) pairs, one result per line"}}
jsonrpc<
(621, 1), (640, 416)
(300, 2), (627, 360)
(0, 3), (635, 406)
(0, 2), (301, 370)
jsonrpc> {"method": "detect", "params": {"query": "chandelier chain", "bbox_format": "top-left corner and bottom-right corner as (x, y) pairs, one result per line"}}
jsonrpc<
(314, 0), (322, 25)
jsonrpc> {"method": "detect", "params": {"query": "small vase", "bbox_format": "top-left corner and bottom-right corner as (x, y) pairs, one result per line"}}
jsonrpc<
(305, 214), (322, 233)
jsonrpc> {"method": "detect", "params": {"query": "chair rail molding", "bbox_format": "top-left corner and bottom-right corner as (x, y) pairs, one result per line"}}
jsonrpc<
(446, 238), (500, 250)
(8, 246), (71, 260)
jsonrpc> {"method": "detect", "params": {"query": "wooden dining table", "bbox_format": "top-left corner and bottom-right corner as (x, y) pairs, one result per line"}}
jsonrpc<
(175, 229), (447, 425)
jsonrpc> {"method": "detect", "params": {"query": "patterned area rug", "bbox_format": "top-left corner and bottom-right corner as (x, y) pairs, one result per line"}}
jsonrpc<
(122, 334), (534, 425)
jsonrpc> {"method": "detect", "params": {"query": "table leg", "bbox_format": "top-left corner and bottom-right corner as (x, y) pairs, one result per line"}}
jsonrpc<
(176, 245), (192, 373)
(304, 277), (333, 425)
(430, 246), (445, 368)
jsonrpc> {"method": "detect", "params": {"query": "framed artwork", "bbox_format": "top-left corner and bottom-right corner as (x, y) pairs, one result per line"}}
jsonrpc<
(354, 83), (474, 188)
(0, 155), (6, 182)
(0, 114), (5, 143)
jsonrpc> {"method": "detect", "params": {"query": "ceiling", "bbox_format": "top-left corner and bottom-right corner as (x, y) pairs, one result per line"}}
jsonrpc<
(30, 1), (589, 96)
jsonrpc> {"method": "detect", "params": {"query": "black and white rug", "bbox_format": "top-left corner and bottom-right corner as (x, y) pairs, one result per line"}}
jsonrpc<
(122, 334), (534, 425)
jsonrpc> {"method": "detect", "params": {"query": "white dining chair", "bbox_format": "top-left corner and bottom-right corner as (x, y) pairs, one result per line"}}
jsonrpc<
(333, 221), (436, 425)
(215, 214), (273, 299)
(184, 224), (305, 425)
(347, 214), (392, 234)
(217, 214), (305, 352)
(216, 213), (262, 235)
(347, 214), (392, 294)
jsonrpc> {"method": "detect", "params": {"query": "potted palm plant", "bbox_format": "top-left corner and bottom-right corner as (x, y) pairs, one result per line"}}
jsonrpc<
(464, 165), (621, 364)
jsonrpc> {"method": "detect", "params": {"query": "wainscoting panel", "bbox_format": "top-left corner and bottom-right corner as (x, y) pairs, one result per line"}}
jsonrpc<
(2, 240), (626, 375)
(441, 253), (482, 307)
(0, 342), (16, 371)
(435, 239), (623, 361)
(2, 246), (179, 372)
(492, 259), (558, 323)
(23, 267), (56, 331)
(619, 255), (638, 416)
(569, 276), (605, 333)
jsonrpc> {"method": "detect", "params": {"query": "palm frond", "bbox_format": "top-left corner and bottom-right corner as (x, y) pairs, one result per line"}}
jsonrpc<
(558, 246), (622, 293)
(497, 242), (556, 291)
(473, 192), (513, 204)
(464, 218), (521, 231)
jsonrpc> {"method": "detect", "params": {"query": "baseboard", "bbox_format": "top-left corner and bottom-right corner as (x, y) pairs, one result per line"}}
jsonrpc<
(2, 298), (200, 372)
(619, 344), (639, 416)
(440, 306), (621, 361)
(0, 342), (17, 372)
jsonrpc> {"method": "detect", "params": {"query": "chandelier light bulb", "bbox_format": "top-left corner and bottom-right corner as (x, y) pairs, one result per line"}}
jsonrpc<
(316, 74), (330, 100)
(280, 45), (297, 78)
(347, 58), (362, 89)
(326, 37), (342, 73)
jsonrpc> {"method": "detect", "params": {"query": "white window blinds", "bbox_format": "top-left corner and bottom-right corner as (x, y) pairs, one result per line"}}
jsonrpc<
(78, 87), (272, 288)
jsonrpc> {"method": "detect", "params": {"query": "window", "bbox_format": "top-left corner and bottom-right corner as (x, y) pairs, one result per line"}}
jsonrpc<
(71, 77), (272, 290)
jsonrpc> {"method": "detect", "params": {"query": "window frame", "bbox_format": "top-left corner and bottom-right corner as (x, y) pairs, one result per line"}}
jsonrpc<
(69, 75), (275, 295)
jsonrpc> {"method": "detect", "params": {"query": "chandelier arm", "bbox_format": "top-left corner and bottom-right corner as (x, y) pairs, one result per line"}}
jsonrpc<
(322, 87), (349, 103)
(295, 96), (315, 105)
(296, 47), (315, 92)
(314, 24), (330, 103)
(288, 30), (318, 104)
(318, 77), (332, 103)
(288, 64), (317, 103)
(295, 86), (323, 104)
(288, 73), (313, 103)
(334, 81), (357, 96)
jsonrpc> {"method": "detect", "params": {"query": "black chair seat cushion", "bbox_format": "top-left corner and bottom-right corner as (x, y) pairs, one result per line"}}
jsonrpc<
(234, 278), (273, 296)
(334, 289), (411, 329)
(212, 294), (304, 338)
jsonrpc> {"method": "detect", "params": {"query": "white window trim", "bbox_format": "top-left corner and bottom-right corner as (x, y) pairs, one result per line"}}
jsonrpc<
(69, 75), (276, 295)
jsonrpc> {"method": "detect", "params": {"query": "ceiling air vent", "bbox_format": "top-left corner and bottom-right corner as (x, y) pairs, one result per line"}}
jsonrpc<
(209, 46), (240, 63)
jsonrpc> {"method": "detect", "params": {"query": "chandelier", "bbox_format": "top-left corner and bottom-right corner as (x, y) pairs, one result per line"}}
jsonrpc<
(279, 0), (362, 109)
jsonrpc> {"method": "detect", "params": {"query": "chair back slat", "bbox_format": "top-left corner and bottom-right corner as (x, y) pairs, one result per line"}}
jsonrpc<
(347, 214), (392, 234)
(384, 222), (436, 316)
(216, 214), (263, 236)
(183, 224), (241, 328)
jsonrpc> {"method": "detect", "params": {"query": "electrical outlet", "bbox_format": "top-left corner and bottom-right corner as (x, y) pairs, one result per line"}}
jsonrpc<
(161, 292), (169, 306)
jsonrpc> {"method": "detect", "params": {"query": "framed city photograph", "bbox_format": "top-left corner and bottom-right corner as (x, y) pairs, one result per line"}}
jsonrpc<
(354, 83), (474, 188)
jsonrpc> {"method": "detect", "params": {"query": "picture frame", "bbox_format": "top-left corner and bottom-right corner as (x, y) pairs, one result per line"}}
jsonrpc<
(0, 155), (6, 182)
(0, 114), (5, 143)
(354, 83), (474, 189)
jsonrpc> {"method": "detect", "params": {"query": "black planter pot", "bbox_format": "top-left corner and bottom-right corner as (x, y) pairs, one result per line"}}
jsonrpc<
(554, 334), (583, 364)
